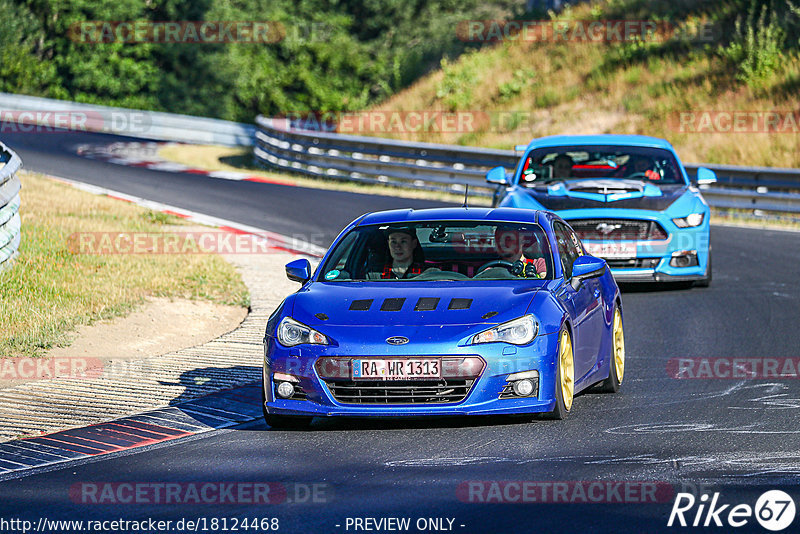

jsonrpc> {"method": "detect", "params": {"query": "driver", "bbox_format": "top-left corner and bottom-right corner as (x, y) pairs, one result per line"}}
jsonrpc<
(378, 227), (426, 279)
(627, 155), (660, 181)
(551, 154), (574, 179)
(494, 227), (547, 278)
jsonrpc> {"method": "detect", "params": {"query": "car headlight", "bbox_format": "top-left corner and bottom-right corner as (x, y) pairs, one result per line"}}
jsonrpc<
(470, 315), (538, 346)
(277, 317), (328, 347)
(672, 213), (705, 228)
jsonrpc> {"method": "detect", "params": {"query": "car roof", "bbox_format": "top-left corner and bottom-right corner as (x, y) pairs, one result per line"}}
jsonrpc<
(523, 134), (676, 151)
(356, 207), (547, 227)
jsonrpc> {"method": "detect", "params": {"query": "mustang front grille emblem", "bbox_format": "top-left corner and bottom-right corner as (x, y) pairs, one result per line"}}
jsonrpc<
(596, 223), (622, 235)
(386, 336), (409, 345)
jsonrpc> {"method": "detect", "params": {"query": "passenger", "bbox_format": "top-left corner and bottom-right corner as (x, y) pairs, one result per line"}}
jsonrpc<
(379, 227), (426, 279)
(551, 154), (574, 179)
(494, 227), (547, 278)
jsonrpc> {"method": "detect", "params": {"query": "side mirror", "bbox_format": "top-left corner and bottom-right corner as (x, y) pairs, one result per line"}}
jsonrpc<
(570, 255), (606, 289)
(695, 167), (717, 186)
(286, 258), (312, 283)
(486, 166), (510, 185)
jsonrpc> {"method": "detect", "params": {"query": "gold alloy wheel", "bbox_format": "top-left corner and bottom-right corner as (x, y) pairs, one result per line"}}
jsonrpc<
(613, 309), (625, 384)
(559, 328), (574, 411)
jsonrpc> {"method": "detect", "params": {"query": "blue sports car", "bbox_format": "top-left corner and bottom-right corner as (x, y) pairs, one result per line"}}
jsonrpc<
(486, 135), (716, 285)
(261, 207), (624, 427)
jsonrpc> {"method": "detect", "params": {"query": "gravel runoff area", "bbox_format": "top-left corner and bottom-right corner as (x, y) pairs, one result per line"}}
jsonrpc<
(0, 246), (303, 442)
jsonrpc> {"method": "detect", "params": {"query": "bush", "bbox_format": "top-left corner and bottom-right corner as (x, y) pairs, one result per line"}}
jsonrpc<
(720, 0), (800, 87)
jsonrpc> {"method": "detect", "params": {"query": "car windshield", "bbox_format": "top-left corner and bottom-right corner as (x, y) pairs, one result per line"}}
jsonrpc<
(518, 145), (684, 186)
(318, 221), (554, 282)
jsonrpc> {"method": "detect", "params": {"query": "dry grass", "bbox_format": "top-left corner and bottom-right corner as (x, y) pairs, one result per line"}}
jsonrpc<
(0, 171), (249, 357)
(373, 3), (800, 167)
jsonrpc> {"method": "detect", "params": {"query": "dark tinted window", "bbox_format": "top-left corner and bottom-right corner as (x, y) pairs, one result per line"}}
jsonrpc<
(518, 145), (684, 186)
(554, 222), (581, 279)
(318, 221), (554, 282)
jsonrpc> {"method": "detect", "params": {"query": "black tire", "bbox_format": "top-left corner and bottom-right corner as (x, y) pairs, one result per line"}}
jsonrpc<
(599, 307), (624, 393)
(694, 249), (712, 288)
(543, 325), (573, 420)
(261, 375), (312, 429)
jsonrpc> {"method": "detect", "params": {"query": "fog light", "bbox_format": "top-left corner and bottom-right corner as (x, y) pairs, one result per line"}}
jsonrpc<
(670, 250), (698, 268)
(276, 381), (295, 399)
(512, 379), (535, 397)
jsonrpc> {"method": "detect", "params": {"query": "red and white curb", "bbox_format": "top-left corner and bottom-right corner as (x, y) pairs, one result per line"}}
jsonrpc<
(76, 142), (297, 187)
(46, 173), (326, 258)
(0, 384), (263, 481)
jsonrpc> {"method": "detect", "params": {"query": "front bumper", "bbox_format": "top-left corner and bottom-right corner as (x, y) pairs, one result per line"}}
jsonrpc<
(610, 267), (708, 283)
(572, 218), (710, 284)
(262, 332), (562, 417)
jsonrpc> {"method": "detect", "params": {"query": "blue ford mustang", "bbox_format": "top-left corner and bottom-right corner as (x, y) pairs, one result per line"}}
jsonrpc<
(261, 207), (624, 427)
(487, 135), (715, 285)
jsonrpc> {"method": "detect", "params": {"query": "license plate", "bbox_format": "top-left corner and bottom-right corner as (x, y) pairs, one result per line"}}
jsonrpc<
(351, 359), (441, 380)
(584, 242), (637, 259)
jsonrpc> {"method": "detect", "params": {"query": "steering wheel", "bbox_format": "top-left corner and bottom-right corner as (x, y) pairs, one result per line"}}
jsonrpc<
(476, 260), (515, 274)
(626, 171), (652, 180)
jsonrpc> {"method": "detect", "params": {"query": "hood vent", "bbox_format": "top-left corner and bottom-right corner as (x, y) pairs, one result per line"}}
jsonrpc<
(349, 299), (373, 311)
(482, 311), (498, 319)
(448, 298), (473, 310)
(314, 313), (329, 321)
(414, 297), (440, 311)
(380, 298), (406, 311)
(568, 179), (644, 195)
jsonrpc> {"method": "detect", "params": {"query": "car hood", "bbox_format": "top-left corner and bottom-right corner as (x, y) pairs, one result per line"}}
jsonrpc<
(523, 180), (687, 211)
(290, 281), (542, 327)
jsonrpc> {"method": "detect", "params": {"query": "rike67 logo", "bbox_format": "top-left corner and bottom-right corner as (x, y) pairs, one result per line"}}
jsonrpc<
(668, 490), (796, 531)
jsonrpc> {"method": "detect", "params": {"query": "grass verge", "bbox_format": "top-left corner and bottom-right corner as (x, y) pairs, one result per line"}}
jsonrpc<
(0, 171), (250, 357)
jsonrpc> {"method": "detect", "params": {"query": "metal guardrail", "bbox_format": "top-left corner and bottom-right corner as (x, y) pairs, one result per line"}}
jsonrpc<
(254, 116), (516, 197)
(0, 93), (254, 146)
(1, 93), (796, 216)
(0, 142), (22, 271)
(254, 116), (800, 216)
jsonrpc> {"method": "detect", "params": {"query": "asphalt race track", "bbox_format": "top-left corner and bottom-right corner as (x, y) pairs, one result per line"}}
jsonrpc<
(1, 129), (799, 533)
(0, 129), (446, 246)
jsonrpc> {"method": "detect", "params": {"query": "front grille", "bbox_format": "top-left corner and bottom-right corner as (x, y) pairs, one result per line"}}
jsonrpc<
(324, 379), (475, 404)
(605, 258), (660, 269)
(568, 219), (668, 241)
